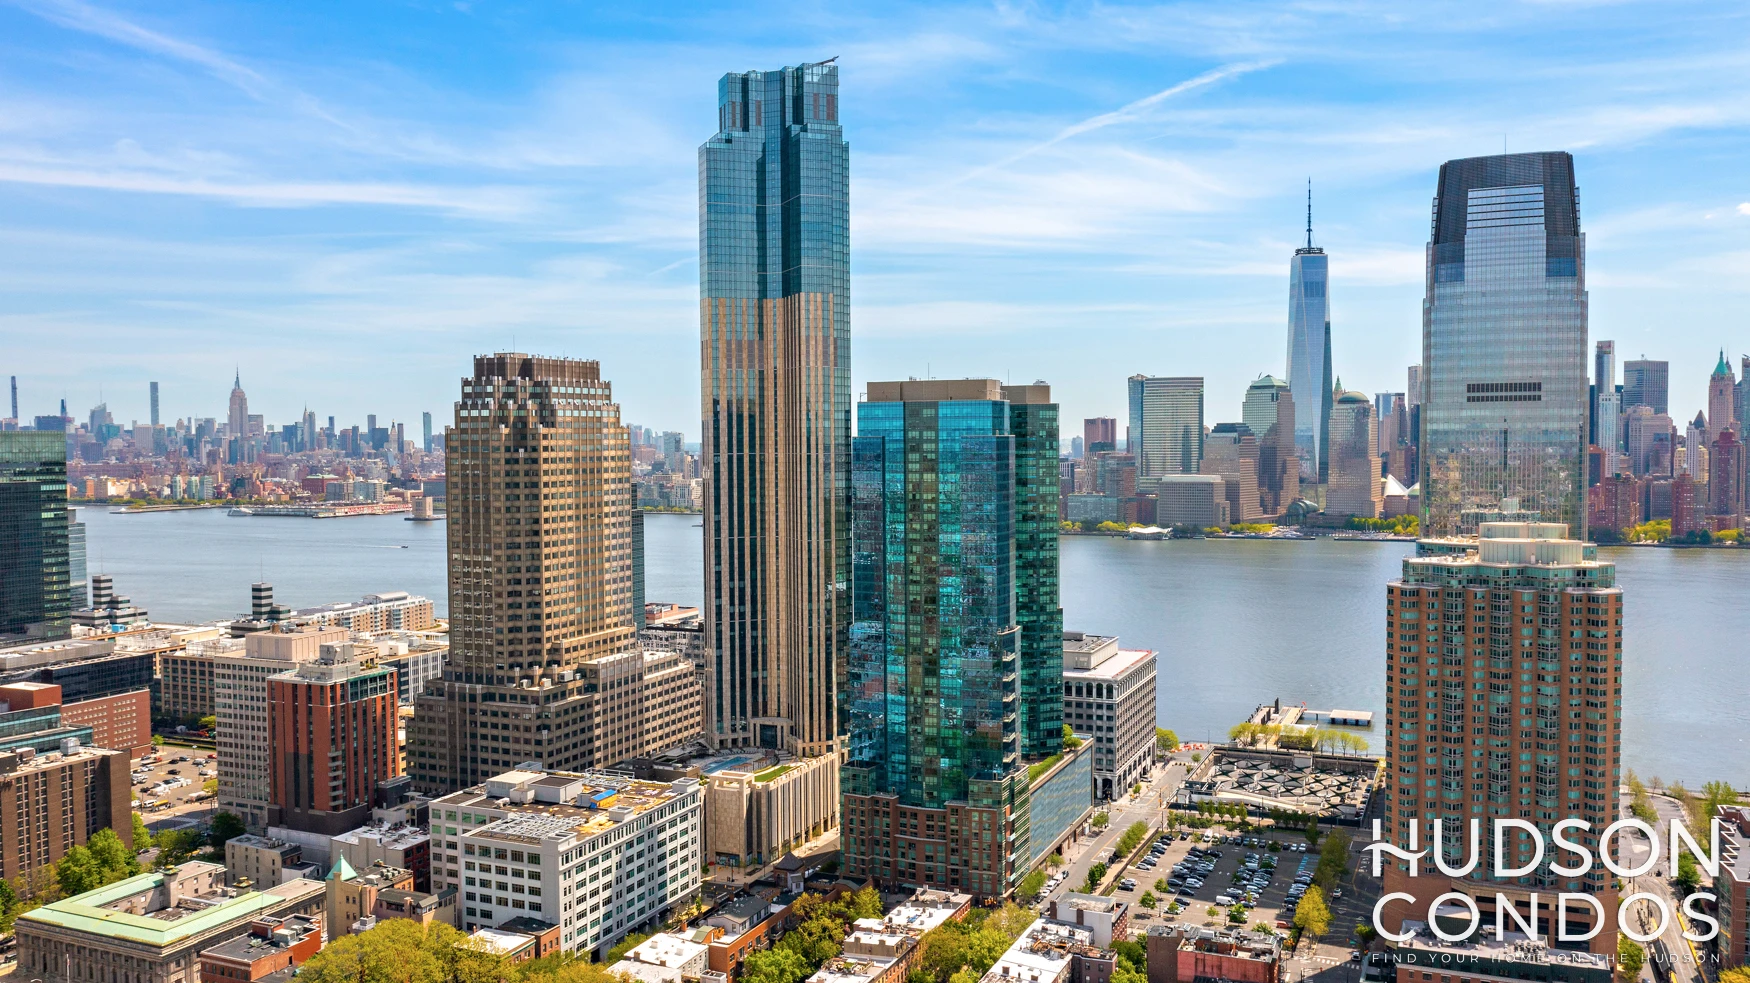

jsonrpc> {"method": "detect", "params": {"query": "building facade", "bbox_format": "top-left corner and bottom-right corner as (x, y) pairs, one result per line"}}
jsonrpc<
(0, 432), (71, 644)
(267, 642), (400, 835)
(1419, 153), (1588, 536)
(1240, 376), (1299, 516)
(1287, 219), (1333, 484)
(1621, 359), (1668, 414)
(408, 354), (639, 793)
(214, 626), (348, 828)
(1379, 522), (1622, 954)
(1127, 376), (1204, 478)
(697, 63), (848, 848)
(843, 379), (1043, 897)
(0, 742), (132, 885)
(1325, 387), (1381, 518)
(1200, 424), (1262, 524)
(1061, 633), (1157, 801)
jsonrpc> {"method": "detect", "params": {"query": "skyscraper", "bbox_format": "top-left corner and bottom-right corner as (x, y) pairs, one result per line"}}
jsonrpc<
(1419, 152), (1588, 536)
(843, 379), (1052, 896)
(1325, 385), (1381, 518)
(1710, 429), (1744, 519)
(422, 411), (433, 453)
(227, 371), (248, 439)
(0, 432), (71, 643)
(406, 353), (638, 793)
(1083, 417), (1116, 454)
(1005, 383), (1063, 759)
(149, 381), (159, 427)
(1709, 350), (1736, 435)
(1379, 522), (1622, 955)
(1621, 359), (1668, 414)
(1201, 423), (1262, 523)
(1287, 186), (1332, 483)
(1242, 375), (1298, 516)
(1591, 340), (1613, 444)
(1127, 376), (1204, 479)
(699, 59), (849, 810)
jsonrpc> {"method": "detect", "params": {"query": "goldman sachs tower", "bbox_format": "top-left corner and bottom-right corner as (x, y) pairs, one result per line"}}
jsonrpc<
(1419, 152), (1587, 536)
(697, 61), (849, 847)
(1286, 184), (1333, 485)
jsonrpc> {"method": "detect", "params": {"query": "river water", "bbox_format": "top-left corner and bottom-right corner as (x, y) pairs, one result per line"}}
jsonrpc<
(77, 508), (1750, 787)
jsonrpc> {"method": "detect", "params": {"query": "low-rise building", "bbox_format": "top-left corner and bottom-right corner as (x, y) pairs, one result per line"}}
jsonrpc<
(1391, 925), (1611, 983)
(1149, 475), (1229, 527)
(981, 919), (1115, 983)
(427, 769), (704, 959)
(331, 820), (432, 891)
(616, 933), (711, 978)
(17, 863), (325, 983)
(882, 889), (971, 935)
(197, 913), (324, 983)
(703, 753), (839, 870)
(1144, 923), (1282, 983)
(225, 835), (305, 889)
(1060, 634), (1158, 801)
(1048, 894), (1129, 949)
(325, 857), (417, 935)
(284, 591), (436, 633)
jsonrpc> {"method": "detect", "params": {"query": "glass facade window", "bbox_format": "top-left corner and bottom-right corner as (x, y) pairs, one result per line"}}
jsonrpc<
(1287, 249), (1332, 483)
(1420, 152), (1588, 537)
(1126, 376), (1204, 478)
(0, 432), (71, 643)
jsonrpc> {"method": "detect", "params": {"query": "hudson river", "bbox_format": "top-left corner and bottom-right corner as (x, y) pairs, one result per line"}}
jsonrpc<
(79, 508), (1750, 787)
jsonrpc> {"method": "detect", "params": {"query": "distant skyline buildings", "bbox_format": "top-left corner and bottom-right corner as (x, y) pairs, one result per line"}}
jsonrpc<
(1419, 151), (1589, 536)
(1127, 375), (1204, 479)
(1240, 374), (1298, 515)
(1623, 358), (1670, 415)
(1286, 190), (1333, 485)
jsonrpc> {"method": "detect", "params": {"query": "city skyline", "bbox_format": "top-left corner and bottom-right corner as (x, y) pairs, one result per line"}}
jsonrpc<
(4, 3), (1750, 433)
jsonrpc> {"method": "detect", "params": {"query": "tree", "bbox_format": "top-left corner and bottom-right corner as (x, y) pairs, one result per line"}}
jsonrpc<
(1020, 869), (1047, 899)
(153, 828), (203, 868)
(606, 931), (653, 964)
(1157, 729), (1180, 753)
(151, 734), (164, 747)
(56, 844), (104, 896)
(1155, 878), (1169, 893)
(1139, 891), (1158, 909)
(1294, 886), (1332, 939)
(1718, 969), (1750, 983)
(1085, 862), (1108, 893)
(1091, 812), (1111, 830)
(1676, 853), (1702, 895)
(209, 811), (248, 850)
(131, 813), (153, 852)
(1616, 935), (1645, 982)
(198, 715), (217, 732)
(742, 948), (812, 983)
(87, 827), (139, 879)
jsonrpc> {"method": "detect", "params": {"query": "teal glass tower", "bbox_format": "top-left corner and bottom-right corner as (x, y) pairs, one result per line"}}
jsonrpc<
(1420, 152), (1588, 537)
(699, 61), (850, 775)
(842, 379), (1058, 896)
(0, 432), (71, 643)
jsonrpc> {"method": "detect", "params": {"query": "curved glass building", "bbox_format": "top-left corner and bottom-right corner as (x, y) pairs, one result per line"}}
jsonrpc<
(1419, 152), (1588, 537)
(1287, 235), (1331, 484)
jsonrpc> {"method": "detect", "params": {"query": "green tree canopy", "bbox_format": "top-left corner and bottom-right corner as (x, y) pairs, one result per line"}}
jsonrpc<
(1294, 886), (1332, 939)
(131, 813), (153, 852)
(1156, 728), (1179, 752)
(209, 811), (248, 850)
(1020, 869), (1046, 899)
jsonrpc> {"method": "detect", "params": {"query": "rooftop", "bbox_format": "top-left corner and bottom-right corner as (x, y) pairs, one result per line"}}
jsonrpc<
(625, 933), (709, 968)
(200, 914), (321, 964)
(808, 954), (901, 983)
(432, 769), (699, 843)
(1062, 647), (1154, 683)
(883, 888), (971, 935)
(1053, 893), (1123, 915)
(20, 866), (324, 948)
(1396, 924), (1611, 971)
(983, 919), (1099, 983)
(332, 821), (429, 850)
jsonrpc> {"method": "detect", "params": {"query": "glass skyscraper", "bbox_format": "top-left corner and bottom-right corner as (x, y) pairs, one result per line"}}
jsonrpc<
(843, 379), (1055, 896)
(0, 432), (71, 643)
(1287, 218), (1332, 484)
(1420, 152), (1588, 536)
(1126, 375), (1204, 478)
(699, 61), (850, 766)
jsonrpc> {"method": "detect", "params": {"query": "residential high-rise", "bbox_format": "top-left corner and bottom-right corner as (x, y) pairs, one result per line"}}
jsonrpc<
(1591, 341), (1613, 444)
(1622, 359), (1668, 414)
(406, 354), (639, 793)
(1200, 423), (1262, 523)
(149, 382), (159, 427)
(1419, 152), (1588, 536)
(422, 411), (433, 452)
(1379, 522), (1622, 955)
(1672, 472), (1705, 537)
(1006, 383), (1064, 759)
(0, 432), (71, 643)
(1709, 350), (1737, 435)
(1083, 417), (1117, 454)
(698, 59), (848, 842)
(268, 641), (400, 835)
(1287, 186), (1333, 484)
(843, 379), (1055, 897)
(1241, 375), (1298, 516)
(1710, 429), (1744, 519)
(1127, 376), (1204, 478)
(1324, 385), (1380, 518)
(66, 509), (87, 610)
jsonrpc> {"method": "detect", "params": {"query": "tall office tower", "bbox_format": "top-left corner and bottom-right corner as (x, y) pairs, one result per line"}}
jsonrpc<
(1407, 365), (1423, 407)
(1379, 522), (1622, 955)
(631, 509), (646, 630)
(1005, 383), (1063, 758)
(1287, 188), (1333, 484)
(1419, 152), (1588, 537)
(1684, 413), (1708, 478)
(227, 371), (249, 439)
(1624, 406), (1674, 477)
(1710, 429), (1744, 518)
(699, 60), (849, 795)
(1374, 393), (1405, 454)
(1621, 359), (1668, 414)
(1738, 355), (1750, 434)
(1083, 417), (1117, 454)
(268, 642), (400, 835)
(1596, 387), (1622, 475)
(148, 381), (160, 427)
(7, 377), (15, 422)
(66, 509), (87, 610)
(0, 433), (71, 643)
(422, 411), (433, 453)
(405, 354), (638, 794)
(1709, 351), (1737, 434)
(1592, 341), (1614, 443)
(1126, 375), (1205, 478)
(1241, 375), (1299, 515)
(1201, 424), (1262, 523)
(1325, 386), (1381, 518)
(844, 379), (1050, 896)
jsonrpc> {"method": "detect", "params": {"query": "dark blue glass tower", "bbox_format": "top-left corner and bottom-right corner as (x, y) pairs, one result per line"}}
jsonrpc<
(699, 61), (850, 764)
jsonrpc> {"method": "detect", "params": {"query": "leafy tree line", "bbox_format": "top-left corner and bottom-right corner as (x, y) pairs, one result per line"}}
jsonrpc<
(905, 902), (1036, 983)
(299, 918), (628, 983)
(739, 888), (884, 983)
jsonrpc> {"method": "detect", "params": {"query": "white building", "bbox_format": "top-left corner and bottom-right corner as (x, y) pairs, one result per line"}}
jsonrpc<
(1061, 633), (1157, 800)
(980, 919), (1108, 983)
(428, 769), (703, 959)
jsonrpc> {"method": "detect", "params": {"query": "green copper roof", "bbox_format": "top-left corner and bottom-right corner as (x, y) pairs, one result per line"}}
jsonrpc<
(328, 854), (358, 881)
(19, 872), (292, 947)
(1718, 349), (1732, 376)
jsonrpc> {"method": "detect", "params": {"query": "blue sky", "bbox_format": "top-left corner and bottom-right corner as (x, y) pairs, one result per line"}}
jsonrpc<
(3, 0), (1749, 436)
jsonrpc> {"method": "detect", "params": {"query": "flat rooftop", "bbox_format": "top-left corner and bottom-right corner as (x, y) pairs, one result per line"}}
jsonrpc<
(1396, 924), (1611, 971)
(809, 954), (901, 983)
(884, 889), (970, 935)
(432, 769), (698, 843)
(20, 870), (323, 947)
(1062, 647), (1154, 682)
(332, 821), (429, 850)
(984, 920), (1096, 983)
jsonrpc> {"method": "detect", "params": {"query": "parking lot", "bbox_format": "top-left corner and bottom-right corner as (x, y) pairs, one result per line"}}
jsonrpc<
(1106, 826), (1325, 933)
(131, 743), (220, 820)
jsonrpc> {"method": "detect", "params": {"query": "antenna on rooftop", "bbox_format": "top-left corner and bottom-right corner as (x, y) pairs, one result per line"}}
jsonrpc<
(1305, 179), (1313, 251)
